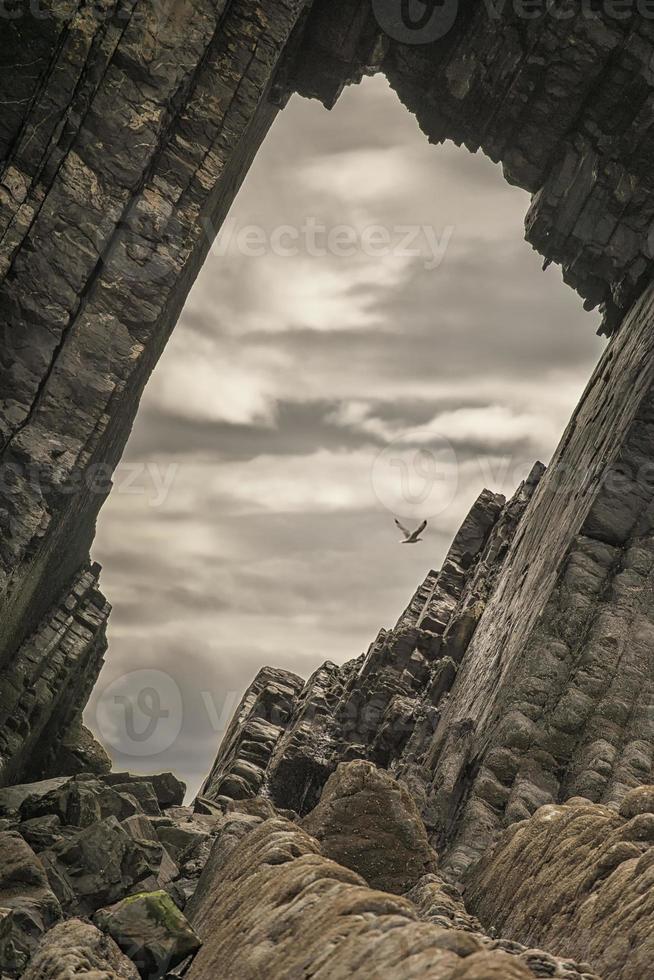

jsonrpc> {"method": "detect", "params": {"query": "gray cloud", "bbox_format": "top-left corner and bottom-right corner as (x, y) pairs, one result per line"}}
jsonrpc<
(89, 74), (604, 797)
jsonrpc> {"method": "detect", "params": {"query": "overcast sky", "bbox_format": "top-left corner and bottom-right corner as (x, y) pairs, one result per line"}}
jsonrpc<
(86, 75), (603, 798)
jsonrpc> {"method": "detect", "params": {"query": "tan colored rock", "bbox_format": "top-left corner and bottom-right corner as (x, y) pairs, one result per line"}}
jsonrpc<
(619, 785), (654, 820)
(301, 760), (438, 894)
(22, 918), (139, 979)
(186, 817), (535, 980)
(466, 796), (654, 979)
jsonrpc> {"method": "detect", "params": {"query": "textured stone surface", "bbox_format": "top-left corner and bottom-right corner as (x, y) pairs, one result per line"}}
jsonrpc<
(47, 722), (112, 778)
(422, 283), (654, 874)
(40, 816), (174, 915)
(198, 666), (305, 805)
(95, 891), (201, 979)
(302, 760), (438, 894)
(285, 2), (654, 332)
(0, 565), (109, 787)
(0, 0), (308, 781)
(186, 817), (538, 980)
(5, 5), (654, 979)
(207, 285), (654, 883)
(467, 793), (654, 980)
(22, 918), (139, 980)
(0, 832), (61, 976)
(200, 480), (537, 821)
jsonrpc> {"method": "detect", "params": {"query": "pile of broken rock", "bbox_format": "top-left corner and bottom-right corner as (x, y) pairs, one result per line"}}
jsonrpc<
(2, 754), (644, 980)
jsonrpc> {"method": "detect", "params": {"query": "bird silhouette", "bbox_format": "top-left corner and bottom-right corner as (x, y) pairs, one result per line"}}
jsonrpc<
(395, 518), (428, 544)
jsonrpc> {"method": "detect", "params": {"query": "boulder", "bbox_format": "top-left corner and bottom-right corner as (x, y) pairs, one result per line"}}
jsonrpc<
(149, 773), (186, 809)
(19, 776), (138, 828)
(120, 815), (180, 888)
(466, 798), (654, 980)
(109, 782), (162, 818)
(302, 760), (439, 894)
(40, 817), (174, 915)
(22, 918), (139, 979)
(17, 816), (66, 853)
(95, 890), (201, 978)
(101, 773), (186, 810)
(619, 785), (654, 820)
(0, 832), (61, 976)
(0, 780), (71, 819)
(157, 825), (210, 864)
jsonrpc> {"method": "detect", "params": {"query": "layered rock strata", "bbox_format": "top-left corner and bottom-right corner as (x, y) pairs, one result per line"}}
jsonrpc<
(0, 563), (109, 787)
(0, 752), (646, 979)
(201, 288), (654, 878)
(0, 0), (307, 779)
(4, 3), (654, 979)
(284, 1), (654, 332)
(198, 470), (545, 834)
(467, 787), (654, 980)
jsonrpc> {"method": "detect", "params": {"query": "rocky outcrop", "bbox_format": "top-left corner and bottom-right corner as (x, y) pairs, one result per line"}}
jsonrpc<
(185, 817), (540, 980)
(199, 475), (542, 823)
(0, 564), (109, 788)
(301, 760), (438, 894)
(198, 470), (557, 844)
(466, 788), (654, 980)
(46, 722), (112, 778)
(0, 761), (605, 980)
(198, 667), (305, 805)
(0, 0), (308, 779)
(22, 919), (139, 980)
(202, 289), (654, 886)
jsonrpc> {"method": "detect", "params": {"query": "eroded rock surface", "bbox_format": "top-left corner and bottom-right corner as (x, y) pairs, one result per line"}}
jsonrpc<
(0, 832), (61, 976)
(301, 759), (438, 894)
(22, 919), (139, 980)
(467, 789), (654, 980)
(185, 817), (538, 980)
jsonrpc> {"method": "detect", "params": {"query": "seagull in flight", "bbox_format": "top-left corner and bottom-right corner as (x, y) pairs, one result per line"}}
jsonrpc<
(395, 518), (428, 544)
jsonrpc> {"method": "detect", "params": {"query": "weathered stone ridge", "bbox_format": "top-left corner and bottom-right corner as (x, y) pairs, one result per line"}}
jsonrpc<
(0, 563), (109, 788)
(0, 0), (307, 779)
(466, 788), (654, 980)
(198, 470), (543, 824)
(184, 817), (545, 980)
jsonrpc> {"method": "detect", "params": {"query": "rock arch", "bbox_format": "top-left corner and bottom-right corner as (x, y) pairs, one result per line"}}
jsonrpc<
(1, 1), (654, 870)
